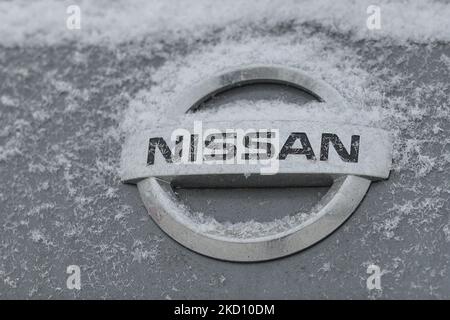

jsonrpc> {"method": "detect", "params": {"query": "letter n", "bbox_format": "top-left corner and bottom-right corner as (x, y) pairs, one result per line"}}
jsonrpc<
(320, 134), (360, 162)
(147, 137), (173, 165)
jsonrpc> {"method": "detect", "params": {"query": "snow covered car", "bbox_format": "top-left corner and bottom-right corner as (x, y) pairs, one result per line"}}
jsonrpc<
(0, 0), (449, 299)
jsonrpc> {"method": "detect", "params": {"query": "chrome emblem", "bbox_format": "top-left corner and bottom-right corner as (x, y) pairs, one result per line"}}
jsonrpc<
(121, 66), (392, 261)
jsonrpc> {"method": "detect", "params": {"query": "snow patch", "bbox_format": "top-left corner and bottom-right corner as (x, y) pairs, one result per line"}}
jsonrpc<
(1, 0), (450, 46)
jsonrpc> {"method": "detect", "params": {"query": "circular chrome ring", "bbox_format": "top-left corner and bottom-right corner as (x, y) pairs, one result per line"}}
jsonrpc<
(138, 65), (371, 261)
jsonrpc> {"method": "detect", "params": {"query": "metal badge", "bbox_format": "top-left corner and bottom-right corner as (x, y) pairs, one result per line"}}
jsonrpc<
(121, 65), (392, 262)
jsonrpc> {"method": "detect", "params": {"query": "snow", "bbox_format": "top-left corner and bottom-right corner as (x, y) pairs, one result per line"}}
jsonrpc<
(1, 0), (450, 46)
(176, 206), (313, 239)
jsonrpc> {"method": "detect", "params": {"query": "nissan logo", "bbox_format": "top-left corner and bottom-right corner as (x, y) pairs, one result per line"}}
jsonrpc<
(121, 65), (392, 261)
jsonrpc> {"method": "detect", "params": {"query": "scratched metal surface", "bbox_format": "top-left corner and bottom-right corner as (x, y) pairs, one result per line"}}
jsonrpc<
(0, 31), (449, 298)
